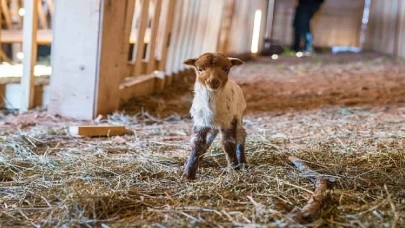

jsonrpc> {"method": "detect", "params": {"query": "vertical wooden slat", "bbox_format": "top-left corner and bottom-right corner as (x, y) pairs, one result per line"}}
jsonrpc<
(217, 0), (235, 54)
(172, 0), (189, 74)
(37, 0), (48, 29)
(179, 0), (196, 71)
(145, 0), (162, 73)
(186, 0), (200, 59)
(158, 0), (176, 71)
(132, 0), (150, 76)
(20, 0), (38, 111)
(45, 0), (54, 16)
(165, 0), (183, 78)
(394, 0), (404, 57)
(121, 0), (135, 80)
(1, 0), (12, 29)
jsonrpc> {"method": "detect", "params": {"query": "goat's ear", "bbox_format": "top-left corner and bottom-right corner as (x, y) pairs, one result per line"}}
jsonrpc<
(229, 58), (244, 66)
(184, 58), (197, 66)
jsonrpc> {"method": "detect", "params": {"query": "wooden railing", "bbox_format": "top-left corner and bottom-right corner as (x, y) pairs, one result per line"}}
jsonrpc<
(1, 0), (268, 118)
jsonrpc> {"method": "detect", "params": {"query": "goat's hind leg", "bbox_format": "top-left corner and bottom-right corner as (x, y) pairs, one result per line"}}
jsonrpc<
(236, 126), (247, 168)
(220, 120), (239, 168)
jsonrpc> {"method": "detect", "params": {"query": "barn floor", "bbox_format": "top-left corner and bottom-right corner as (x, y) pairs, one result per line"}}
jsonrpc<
(1, 53), (405, 227)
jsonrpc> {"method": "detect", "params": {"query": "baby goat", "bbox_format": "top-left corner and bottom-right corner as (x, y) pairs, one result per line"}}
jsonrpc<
(182, 53), (247, 180)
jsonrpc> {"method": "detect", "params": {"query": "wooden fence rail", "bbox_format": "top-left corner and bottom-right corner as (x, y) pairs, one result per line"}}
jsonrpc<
(1, 0), (268, 118)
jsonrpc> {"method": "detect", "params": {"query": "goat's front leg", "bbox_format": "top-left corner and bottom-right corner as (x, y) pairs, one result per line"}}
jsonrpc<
(220, 119), (239, 168)
(206, 128), (219, 148)
(183, 127), (211, 180)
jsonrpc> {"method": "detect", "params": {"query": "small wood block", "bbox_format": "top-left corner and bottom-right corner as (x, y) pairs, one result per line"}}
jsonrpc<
(69, 125), (127, 137)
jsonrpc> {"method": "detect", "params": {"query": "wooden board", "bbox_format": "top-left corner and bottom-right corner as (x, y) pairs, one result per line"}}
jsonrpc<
(20, 0), (38, 112)
(0, 29), (52, 44)
(48, 0), (102, 119)
(95, 0), (134, 116)
(69, 125), (127, 137)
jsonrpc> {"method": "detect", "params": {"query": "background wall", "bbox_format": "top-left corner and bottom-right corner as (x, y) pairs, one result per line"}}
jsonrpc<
(270, 0), (365, 48)
(364, 0), (405, 57)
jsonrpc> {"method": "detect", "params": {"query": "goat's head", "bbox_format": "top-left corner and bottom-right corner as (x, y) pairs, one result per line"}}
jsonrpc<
(184, 53), (243, 91)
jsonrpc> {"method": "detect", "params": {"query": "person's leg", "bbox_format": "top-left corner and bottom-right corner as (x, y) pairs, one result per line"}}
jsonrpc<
(292, 9), (302, 52)
(303, 10), (314, 53)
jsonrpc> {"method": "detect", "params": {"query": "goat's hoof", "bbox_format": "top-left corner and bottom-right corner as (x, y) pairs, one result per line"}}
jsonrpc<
(181, 172), (196, 180)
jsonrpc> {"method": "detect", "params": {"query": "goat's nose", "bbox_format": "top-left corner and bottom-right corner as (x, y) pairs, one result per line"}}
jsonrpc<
(210, 78), (220, 86)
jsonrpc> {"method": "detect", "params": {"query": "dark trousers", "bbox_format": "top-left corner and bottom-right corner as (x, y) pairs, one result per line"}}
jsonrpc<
(292, 7), (318, 52)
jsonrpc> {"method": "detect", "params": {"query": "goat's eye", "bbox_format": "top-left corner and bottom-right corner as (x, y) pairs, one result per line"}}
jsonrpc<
(197, 68), (203, 72)
(224, 68), (229, 72)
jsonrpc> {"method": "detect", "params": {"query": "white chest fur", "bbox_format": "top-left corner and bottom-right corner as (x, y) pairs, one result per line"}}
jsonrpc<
(190, 81), (246, 129)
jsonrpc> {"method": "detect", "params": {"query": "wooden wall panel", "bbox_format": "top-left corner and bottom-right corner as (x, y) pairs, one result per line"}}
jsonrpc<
(272, 0), (365, 48)
(365, 0), (405, 57)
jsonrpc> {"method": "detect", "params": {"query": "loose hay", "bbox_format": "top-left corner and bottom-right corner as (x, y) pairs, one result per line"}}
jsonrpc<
(1, 106), (404, 227)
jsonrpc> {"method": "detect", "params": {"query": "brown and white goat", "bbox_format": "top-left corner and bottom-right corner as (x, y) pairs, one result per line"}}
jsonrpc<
(182, 53), (247, 180)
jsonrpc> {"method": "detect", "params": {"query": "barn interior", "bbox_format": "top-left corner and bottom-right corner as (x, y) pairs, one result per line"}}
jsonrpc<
(1, 0), (405, 227)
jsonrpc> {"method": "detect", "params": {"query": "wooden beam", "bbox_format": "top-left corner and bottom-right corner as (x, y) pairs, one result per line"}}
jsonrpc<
(37, 0), (49, 29)
(132, 0), (150, 76)
(20, 0), (38, 112)
(0, 29), (52, 44)
(145, 0), (162, 74)
(95, 0), (132, 116)
(49, 0), (133, 120)
(1, 0), (12, 29)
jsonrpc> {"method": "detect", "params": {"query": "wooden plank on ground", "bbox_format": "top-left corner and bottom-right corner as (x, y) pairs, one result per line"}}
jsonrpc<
(69, 125), (127, 137)
(132, 0), (150, 76)
(20, 0), (38, 112)
(146, 0), (162, 73)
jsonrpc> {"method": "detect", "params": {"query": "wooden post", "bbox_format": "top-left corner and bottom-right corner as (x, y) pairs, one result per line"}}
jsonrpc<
(49, 0), (131, 119)
(20, 0), (38, 112)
